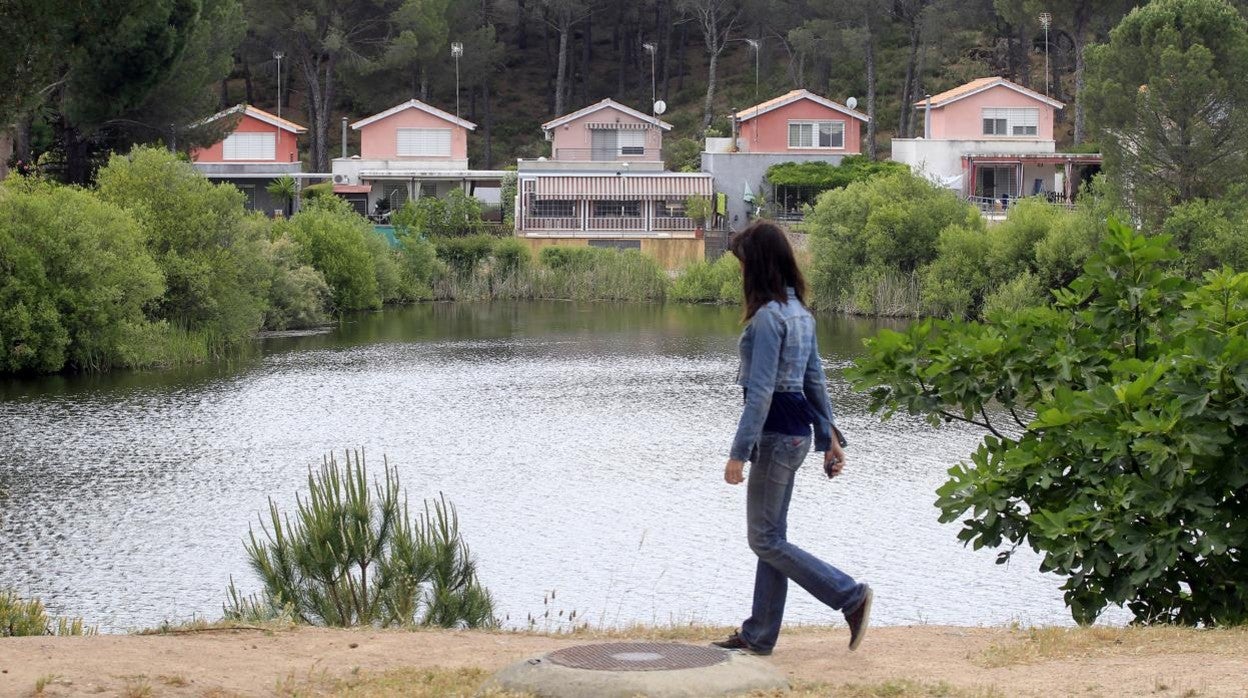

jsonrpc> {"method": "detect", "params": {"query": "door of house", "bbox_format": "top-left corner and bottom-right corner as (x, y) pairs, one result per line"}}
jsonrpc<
(978, 166), (1016, 200)
(590, 129), (618, 161)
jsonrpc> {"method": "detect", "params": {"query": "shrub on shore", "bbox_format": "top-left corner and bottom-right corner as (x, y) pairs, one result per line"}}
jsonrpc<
(227, 450), (495, 629)
(669, 254), (742, 304)
(0, 588), (94, 636)
(0, 179), (165, 373)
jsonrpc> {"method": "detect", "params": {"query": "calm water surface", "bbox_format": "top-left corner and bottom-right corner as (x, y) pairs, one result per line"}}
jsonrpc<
(0, 302), (1096, 632)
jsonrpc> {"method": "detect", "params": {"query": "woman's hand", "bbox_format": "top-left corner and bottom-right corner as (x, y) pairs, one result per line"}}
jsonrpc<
(824, 442), (847, 479)
(724, 458), (746, 485)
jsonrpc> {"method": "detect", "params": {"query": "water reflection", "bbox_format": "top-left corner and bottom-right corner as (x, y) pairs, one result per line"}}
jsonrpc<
(1, 302), (1095, 632)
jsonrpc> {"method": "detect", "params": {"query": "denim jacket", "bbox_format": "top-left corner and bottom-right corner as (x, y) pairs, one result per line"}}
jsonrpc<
(730, 288), (846, 461)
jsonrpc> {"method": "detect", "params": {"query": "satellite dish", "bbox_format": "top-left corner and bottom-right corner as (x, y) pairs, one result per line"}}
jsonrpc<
(653, 100), (667, 116)
(846, 96), (859, 110)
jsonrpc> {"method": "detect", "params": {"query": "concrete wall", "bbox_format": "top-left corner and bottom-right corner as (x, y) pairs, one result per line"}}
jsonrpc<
(701, 151), (848, 232)
(738, 99), (862, 155)
(192, 114), (300, 163)
(547, 105), (663, 158)
(358, 107), (469, 160)
(517, 236), (703, 271)
(928, 85), (1056, 140)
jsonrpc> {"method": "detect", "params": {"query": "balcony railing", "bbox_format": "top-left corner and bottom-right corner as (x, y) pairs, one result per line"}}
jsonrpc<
(524, 216), (581, 231)
(654, 217), (697, 231)
(553, 148), (664, 162)
(967, 192), (1076, 217)
(586, 216), (645, 231)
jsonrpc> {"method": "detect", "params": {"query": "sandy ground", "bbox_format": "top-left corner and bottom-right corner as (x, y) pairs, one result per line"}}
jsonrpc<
(2, 625), (1246, 697)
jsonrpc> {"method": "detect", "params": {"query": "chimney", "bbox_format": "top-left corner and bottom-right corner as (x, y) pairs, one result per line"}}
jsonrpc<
(341, 117), (349, 159)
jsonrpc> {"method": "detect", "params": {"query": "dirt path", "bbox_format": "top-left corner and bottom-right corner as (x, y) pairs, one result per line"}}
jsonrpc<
(2, 625), (1245, 697)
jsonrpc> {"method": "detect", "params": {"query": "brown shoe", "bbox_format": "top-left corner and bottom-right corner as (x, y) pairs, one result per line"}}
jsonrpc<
(846, 586), (873, 651)
(711, 631), (772, 656)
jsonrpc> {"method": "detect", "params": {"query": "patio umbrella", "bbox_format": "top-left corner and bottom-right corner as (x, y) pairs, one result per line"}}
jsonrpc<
(743, 180), (755, 203)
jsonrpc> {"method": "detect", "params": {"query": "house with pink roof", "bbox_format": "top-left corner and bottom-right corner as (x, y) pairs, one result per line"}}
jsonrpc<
(700, 89), (870, 228)
(892, 77), (1101, 215)
(514, 98), (714, 269)
(191, 104), (306, 215)
(330, 99), (506, 218)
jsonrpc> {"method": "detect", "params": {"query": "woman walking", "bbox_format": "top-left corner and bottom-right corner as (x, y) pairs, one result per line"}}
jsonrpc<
(713, 222), (872, 656)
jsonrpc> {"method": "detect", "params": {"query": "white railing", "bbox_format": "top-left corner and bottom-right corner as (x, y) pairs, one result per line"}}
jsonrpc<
(586, 216), (646, 231)
(524, 216), (581, 231)
(654, 217), (697, 231)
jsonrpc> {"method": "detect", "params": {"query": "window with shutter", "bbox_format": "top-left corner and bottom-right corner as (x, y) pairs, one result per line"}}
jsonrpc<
(223, 132), (276, 160)
(396, 128), (452, 157)
(788, 121), (844, 149)
(618, 130), (646, 156)
(982, 108), (1039, 136)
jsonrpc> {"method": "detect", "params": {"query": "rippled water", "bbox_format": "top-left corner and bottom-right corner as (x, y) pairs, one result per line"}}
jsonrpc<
(0, 302), (1098, 633)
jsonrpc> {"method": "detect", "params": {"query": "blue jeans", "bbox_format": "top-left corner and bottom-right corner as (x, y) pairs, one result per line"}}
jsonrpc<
(739, 432), (867, 652)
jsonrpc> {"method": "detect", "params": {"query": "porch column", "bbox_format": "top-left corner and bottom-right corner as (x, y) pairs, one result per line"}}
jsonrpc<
(1064, 161), (1074, 201)
(580, 199), (588, 233)
(966, 158), (975, 199)
(1016, 162), (1024, 198)
(645, 199), (653, 234)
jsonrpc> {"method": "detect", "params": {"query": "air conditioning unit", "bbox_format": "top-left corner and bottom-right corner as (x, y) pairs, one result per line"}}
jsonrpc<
(332, 174), (348, 184)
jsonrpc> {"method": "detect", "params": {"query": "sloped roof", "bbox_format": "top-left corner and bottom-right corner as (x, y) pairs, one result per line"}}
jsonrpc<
(919, 77), (1064, 109)
(200, 104), (307, 133)
(734, 89), (870, 123)
(541, 99), (673, 132)
(351, 99), (477, 131)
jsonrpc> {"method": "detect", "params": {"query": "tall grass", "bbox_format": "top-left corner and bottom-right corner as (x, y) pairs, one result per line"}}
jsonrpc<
(435, 246), (669, 302)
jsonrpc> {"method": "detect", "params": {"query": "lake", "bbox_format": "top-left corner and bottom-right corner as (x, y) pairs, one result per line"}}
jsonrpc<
(0, 301), (1098, 633)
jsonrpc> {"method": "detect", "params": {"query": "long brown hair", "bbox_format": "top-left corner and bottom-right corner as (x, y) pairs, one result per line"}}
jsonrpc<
(729, 221), (808, 320)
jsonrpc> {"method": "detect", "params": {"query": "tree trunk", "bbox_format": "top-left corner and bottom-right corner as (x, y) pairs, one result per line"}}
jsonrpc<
(14, 113), (32, 162)
(660, 0), (673, 100)
(219, 78), (230, 109)
(243, 58), (254, 104)
(898, 19), (920, 136)
(1072, 14), (1088, 144)
(580, 15), (592, 106)
(516, 0), (528, 50)
(482, 80), (493, 168)
(58, 116), (90, 186)
(864, 12), (877, 160)
(555, 18), (569, 116)
(907, 43), (928, 138)
(617, 32), (628, 96)
(677, 21), (688, 92)
(703, 49), (718, 129)
(420, 65), (429, 102)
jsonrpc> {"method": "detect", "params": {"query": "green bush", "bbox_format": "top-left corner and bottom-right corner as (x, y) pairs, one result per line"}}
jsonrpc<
(262, 234), (331, 330)
(363, 224), (410, 304)
(920, 224), (992, 318)
(806, 170), (981, 312)
(278, 198), (383, 312)
(228, 450), (495, 629)
(300, 181), (334, 202)
(538, 245), (597, 270)
(394, 190), (485, 238)
(663, 137), (704, 172)
(1, 588), (94, 636)
(96, 146), (272, 346)
(850, 221), (1248, 626)
(670, 254), (742, 304)
(436, 235), (496, 276)
(398, 233), (442, 300)
(765, 156), (908, 190)
(0, 178), (165, 372)
(1162, 197), (1248, 277)
(499, 171), (518, 229)
(981, 270), (1045, 317)
(491, 237), (531, 276)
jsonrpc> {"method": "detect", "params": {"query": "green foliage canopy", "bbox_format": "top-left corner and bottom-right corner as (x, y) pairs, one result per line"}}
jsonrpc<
(0, 179), (165, 373)
(1085, 0), (1248, 223)
(850, 221), (1248, 625)
(765, 156), (907, 190)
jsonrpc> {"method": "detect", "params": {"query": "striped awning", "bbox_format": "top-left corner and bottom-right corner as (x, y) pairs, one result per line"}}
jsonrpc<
(586, 122), (652, 130)
(532, 175), (713, 200)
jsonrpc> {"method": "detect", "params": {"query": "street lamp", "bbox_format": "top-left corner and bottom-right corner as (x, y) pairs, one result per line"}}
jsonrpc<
(641, 42), (657, 108)
(1039, 12), (1052, 97)
(451, 42), (464, 120)
(273, 51), (284, 120)
(744, 39), (761, 101)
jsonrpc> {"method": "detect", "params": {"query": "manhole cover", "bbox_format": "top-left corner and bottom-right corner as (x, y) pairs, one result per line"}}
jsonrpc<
(546, 642), (729, 672)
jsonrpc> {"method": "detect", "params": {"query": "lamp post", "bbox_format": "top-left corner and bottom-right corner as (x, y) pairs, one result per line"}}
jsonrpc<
(744, 39), (760, 101)
(1039, 12), (1052, 97)
(451, 42), (464, 120)
(273, 51), (284, 120)
(642, 42), (657, 108)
